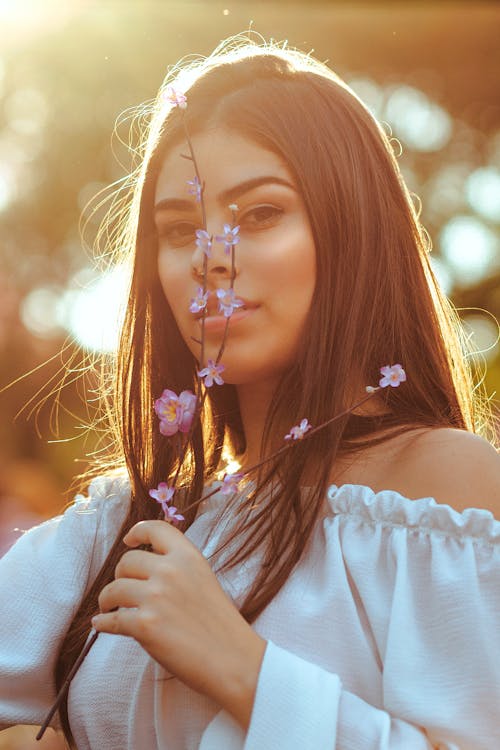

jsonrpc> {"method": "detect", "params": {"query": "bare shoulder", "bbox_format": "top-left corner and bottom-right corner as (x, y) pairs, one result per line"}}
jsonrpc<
(393, 427), (500, 515)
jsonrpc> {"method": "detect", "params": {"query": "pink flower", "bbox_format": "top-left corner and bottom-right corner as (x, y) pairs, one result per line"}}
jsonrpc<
(163, 504), (185, 524)
(216, 288), (245, 318)
(284, 418), (312, 441)
(154, 388), (197, 436)
(198, 359), (225, 387)
(220, 472), (243, 495)
(187, 175), (202, 202)
(149, 482), (174, 506)
(190, 287), (209, 314)
(163, 85), (187, 109)
(215, 224), (240, 255)
(379, 364), (406, 388)
(195, 229), (212, 257)
(149, 483), (184, 524)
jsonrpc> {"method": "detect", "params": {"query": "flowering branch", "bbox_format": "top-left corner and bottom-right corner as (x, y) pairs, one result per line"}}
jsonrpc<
(179, 369), (406, 513)
(215, 206), (239, 364)
(160, 102), (211, 502)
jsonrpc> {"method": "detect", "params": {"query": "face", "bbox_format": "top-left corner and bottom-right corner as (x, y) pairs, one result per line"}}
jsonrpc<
(154, 128), (316, 387)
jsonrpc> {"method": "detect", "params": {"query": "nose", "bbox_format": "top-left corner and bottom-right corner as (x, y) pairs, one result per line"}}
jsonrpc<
(190, 226), (237, 283)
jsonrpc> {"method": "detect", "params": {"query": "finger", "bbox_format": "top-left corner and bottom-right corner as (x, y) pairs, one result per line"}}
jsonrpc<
(115, 549), (160, 581)
(123, 520), (182, 554)
(91, 607), (141, 638)
(98, 578), (145, 614)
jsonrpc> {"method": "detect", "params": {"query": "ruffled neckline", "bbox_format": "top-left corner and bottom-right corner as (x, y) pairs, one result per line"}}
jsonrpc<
(327, 483), (500, 543)
(197, 479), (500, 544)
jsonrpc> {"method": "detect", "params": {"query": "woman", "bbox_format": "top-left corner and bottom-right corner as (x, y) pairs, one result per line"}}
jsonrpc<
(0, 32), (499, 749)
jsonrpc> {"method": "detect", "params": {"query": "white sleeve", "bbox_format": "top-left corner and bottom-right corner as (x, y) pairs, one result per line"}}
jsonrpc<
(0, 474), (129, 727)
(199, 493), (500, 750)
(200, 640), (438, 750)
(249, 640), (445, 749)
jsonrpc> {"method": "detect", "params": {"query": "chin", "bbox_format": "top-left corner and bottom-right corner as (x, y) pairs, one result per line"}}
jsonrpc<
(214, 359), (288, 388)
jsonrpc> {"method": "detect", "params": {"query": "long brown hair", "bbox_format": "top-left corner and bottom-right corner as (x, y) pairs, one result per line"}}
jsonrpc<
(55, 33), (492, 745)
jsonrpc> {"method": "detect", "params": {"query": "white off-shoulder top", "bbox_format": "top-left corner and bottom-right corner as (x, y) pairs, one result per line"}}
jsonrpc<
(0, 474), (499, 750)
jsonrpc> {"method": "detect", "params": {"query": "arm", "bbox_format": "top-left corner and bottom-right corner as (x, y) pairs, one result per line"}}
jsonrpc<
(211, 631), (267, 732)
(0, 477), (129, 727)
(201, 640), (439, 749)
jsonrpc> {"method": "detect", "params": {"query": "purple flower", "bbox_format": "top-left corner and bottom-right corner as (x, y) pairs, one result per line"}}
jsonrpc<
(220, 472), (243, 496)
(187, 175), (202, 202)
(163, 504), (185, 525)
(197, 359), (225, 387)
(215, 224), (240, 255)
(190, 287), (209, 314)
(163, 85), (187, 109)
(154, 388), (197, 436)
(149, 482), (174, 506)
(379, 364), (406, 388)
(195, 229), (212, 257)
(149, 483), (185, 524)
(216, 288), (245, 318)
(284, 418), (312, 441)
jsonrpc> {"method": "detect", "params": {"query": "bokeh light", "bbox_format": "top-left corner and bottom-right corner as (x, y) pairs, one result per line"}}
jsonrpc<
(59, 264), (129, 353)
(20, 286), (64, 339)
(383, 85), (453, 152)
(429, 255), (453, 296)
(4, 87), (49, 137)
(465, 166), (500, 223)
(440, 215), (499, 287)
(0, 165), (16, 212)
(348, 77), (384, 118)
(425, 163), (471, 220)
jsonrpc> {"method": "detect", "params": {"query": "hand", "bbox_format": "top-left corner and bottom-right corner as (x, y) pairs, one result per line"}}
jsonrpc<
(92, 520), (266, 725)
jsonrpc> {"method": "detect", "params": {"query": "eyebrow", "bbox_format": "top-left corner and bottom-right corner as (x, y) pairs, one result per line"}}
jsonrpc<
(154, 175), (296, 215)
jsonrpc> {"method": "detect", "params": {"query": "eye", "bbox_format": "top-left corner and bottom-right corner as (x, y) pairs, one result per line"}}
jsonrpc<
(157, 221), (195, 246)
(242, 205), (283, 226)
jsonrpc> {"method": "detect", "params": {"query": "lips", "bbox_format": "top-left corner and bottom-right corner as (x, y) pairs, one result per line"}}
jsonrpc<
(200, 306), (258, 333)
(194, 291), (258, 319)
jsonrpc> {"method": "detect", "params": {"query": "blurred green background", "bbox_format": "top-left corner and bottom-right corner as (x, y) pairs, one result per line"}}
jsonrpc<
(0, 0), (499, 545)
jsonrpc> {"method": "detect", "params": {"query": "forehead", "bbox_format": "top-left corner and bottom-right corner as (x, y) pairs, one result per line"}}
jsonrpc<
(154, 128), (294, 201)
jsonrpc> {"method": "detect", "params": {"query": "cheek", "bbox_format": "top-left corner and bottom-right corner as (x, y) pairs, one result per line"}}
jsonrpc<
(158, 254), (200, 359)
(262, 225), (316, 312)
(158, 251), (188, 315)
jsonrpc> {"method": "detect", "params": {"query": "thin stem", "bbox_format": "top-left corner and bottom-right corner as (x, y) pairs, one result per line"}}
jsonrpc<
(215, 235), (237, 365)
(180, 388), (383, 514)
(200, 254), (207, 367)
(36, 630), (99, 740)
(164, 115), (210, 493)
(215, 206), (238, 365)
(169, 133), (236, 488)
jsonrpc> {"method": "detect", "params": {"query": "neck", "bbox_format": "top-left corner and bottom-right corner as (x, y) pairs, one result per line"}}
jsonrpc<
(235, 378), (280, 471)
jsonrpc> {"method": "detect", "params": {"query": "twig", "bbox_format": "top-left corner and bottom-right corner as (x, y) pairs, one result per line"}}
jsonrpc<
(36, 630), (99, 740)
